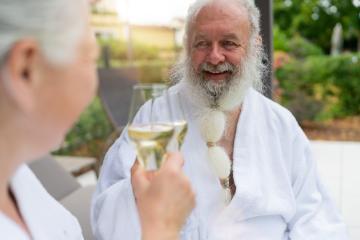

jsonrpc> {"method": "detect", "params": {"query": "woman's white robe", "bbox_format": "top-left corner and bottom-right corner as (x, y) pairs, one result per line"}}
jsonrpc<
(0, 165), (83, 240)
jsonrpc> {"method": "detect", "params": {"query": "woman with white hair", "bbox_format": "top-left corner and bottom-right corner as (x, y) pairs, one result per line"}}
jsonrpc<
(0, 0), (194, 239)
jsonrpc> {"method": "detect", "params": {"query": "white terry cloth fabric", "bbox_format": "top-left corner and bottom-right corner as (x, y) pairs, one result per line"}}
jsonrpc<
(0, 165), (83, 240)
(91, 84), (349, 240)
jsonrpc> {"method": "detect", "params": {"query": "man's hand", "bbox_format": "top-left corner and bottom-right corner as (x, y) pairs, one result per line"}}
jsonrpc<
(131, 152), (195, 240)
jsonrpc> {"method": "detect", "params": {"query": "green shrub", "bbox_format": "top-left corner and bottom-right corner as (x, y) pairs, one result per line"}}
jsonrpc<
(276, 53), (360, 121)
(287, 35), (324, 59)
(54, 97), (114, 158)
(274, 27), (324, 58)
(133, 42), (159, 60)
(137, 61), (172, 84)
(97, 38), (127, 61)
(104, 60), (173, 84)
(274, 25), (290, 52)
(97, 38), (161, 63)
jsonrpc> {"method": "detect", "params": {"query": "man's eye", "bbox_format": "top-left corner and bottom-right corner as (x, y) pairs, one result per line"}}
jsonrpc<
(222, 41), (239, 49)
(194, 41), (209, 49)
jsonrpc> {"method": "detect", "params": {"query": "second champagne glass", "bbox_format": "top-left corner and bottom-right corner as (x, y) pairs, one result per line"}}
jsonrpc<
(166, 91), (188, 151)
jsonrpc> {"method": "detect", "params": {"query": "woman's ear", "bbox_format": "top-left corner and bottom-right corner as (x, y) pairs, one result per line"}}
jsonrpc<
(2, 39), (41, 113)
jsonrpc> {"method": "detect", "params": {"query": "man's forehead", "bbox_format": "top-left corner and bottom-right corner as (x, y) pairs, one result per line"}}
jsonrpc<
(189, 2), (251, 38)
(193, 32), (242, 40)
(194, 1), (249, 25)
(191, 15), (250, 41)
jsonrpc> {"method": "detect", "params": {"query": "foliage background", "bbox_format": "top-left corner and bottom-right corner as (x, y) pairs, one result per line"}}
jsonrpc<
(55, 0), (360, 158)
(274, 0), (359, 122)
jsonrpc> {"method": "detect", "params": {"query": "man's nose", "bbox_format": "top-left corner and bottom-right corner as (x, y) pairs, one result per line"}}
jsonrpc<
(207, 44), (225, 65)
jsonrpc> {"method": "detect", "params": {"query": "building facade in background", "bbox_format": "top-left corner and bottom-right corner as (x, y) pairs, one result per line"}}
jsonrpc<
(91, 0), (184, 51)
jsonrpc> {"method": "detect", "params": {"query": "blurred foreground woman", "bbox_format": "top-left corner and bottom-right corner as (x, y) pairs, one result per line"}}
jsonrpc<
(0, 0), (194, 239)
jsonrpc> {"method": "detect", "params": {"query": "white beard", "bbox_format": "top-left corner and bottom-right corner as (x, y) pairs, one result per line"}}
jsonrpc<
(172, 43), (265, 188)
(218, 54), (260, 111)
(180, 50), (261, 112)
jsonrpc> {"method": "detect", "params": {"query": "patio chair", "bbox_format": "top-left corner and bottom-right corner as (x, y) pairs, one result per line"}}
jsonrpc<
(97, 67), (139, 132)
(29, 155), (95, 240)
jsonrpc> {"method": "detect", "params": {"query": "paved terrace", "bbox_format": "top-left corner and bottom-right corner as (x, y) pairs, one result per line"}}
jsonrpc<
(312, 141), (360, 240)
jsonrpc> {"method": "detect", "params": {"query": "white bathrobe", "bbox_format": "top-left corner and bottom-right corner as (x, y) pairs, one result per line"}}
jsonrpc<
(91, 85), (348, 240)
(0, 165), (83, 240)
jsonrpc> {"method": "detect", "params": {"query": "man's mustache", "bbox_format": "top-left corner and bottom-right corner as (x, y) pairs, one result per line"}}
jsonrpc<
(199, 62), (237, 74)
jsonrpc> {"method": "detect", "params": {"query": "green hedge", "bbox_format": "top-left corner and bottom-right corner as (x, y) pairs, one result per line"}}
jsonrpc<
(54, 97), (113, 158)
(274, 25), (324, 58)
(287, 35), (324, 59)
(137, 61), (172, 84)
(106, 60), (173, 84)
(276, 53), (360, 121)
(98, 38), (160, 62)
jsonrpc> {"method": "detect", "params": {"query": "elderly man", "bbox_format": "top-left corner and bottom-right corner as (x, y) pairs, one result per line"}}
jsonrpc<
(0, 0), (194, 239)
(92, 0), (348, 239)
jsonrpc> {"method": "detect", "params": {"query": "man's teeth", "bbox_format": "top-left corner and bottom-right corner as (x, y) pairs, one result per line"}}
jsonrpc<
(207, 70), (228, 74)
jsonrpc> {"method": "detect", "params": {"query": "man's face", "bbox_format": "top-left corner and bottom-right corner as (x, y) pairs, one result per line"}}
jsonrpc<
(188, 1), (251, 92)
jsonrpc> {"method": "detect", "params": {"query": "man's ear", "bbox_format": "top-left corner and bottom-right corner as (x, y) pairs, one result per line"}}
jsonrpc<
(2, 39), (40, 113)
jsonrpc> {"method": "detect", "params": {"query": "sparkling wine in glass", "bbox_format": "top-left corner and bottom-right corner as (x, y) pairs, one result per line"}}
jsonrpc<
(127, 84), (174, 170)
(166, 91), (188, 150)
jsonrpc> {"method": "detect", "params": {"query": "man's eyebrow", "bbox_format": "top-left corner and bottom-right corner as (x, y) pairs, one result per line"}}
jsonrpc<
(222, 33), (240, 40)
(193, 33), (207, 41)
(193, 33), (241, 41)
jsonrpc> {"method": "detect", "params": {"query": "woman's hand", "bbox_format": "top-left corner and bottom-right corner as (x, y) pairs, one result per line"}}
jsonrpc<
(131, 152), (195, 240)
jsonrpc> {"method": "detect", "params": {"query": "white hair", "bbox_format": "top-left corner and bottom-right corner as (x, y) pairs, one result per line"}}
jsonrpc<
(170, 0), (267, 110)
(175, 42), (265, 111)
(0, 0), (88, 66)
(184, 0), (261, 50)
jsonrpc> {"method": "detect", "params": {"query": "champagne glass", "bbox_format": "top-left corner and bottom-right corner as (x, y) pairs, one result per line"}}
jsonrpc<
(166, 91), (188, 151)
(127, 83), (174, 170)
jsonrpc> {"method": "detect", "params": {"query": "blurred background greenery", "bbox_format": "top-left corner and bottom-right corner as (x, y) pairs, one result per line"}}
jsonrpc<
(273, 0), (360, 122)
(54, 0), (360, 158)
